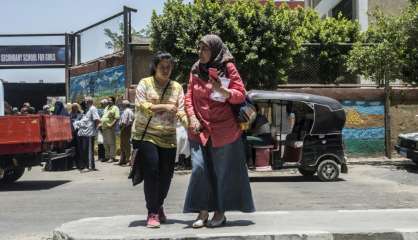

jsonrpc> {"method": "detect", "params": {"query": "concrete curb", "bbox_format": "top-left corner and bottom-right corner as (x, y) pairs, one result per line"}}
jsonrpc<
(52, 231), (418, 240)
(53, 210), (418, 240)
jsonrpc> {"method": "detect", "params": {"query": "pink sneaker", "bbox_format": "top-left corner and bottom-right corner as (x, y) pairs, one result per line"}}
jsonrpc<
(146, 213), (160, 228)
(158, 207), (167, 223)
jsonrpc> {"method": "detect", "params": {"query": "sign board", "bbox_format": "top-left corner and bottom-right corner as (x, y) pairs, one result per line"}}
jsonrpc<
(0, 80), (4, 116)
(0, 45), (67, 66)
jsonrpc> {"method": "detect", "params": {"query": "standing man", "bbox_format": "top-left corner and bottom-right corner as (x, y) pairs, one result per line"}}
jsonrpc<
(74, 97), (100, 171)
(118, 100), (134, 165)
(97, 99), (108, 162)
(101, 96), (120, 163)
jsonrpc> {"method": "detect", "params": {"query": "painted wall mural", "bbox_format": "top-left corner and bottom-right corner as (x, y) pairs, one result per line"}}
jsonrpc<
(69, 65), (125, 104)
(342, 100), (385, 157)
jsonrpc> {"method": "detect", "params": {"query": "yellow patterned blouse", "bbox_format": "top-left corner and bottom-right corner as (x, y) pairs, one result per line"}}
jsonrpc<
(132, 76), (188, 148)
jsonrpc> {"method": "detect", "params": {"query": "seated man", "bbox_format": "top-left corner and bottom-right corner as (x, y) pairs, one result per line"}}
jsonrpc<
(247, 104), (274, 146)
(245, 105), (274, 167)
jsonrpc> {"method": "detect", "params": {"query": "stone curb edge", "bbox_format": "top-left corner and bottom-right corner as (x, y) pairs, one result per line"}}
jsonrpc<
(52, 230), (418, 240)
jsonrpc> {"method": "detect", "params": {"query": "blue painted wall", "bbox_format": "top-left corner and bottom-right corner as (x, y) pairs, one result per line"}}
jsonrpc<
(341, 100), (385, 156)
(69, 65), (125, 103)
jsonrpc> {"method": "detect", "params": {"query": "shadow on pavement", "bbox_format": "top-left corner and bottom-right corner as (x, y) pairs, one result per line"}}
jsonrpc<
(397, 164), (418, 174)
(128, 219), (255, 229)
(129, 219), (193, 228)
(250, 176), (345, 182)
(349, 160), (413, 167)
(0, 180), (71, 191)
(351, 160), (418, 173)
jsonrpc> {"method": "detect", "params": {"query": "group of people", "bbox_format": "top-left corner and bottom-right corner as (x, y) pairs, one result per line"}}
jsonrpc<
(132, 34), (255, 229)
(70, 96), (134, 171)
(3, 34), (256, 229)
(4, 101), (38, 115)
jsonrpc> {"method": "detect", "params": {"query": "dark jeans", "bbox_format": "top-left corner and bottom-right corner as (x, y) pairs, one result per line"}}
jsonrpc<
(77, 136), (95, 170)
(133, 140), (176, 214)
(69, 133), (79, 169)
(98, 144), (105, 160)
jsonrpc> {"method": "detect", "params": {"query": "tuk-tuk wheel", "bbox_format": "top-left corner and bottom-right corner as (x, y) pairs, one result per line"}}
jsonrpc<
(317, 159), (339, 182)
(0, 166), (25, 184)
(298, 168), (316, 177)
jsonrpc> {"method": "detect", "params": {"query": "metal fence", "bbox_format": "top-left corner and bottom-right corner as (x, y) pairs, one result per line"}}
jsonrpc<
(288, 42), (418, 87)
(288, 43), (358, 85)
(74, 16), (124, 64)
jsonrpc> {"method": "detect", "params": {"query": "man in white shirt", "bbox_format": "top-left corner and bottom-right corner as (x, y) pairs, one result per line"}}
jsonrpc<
(74, 96), (100, 171)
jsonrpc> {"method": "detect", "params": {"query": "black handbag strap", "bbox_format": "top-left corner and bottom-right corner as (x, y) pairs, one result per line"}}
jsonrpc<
(140, 79), (171, 141)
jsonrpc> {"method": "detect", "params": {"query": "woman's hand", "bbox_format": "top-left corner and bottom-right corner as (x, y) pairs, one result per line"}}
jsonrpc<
(151, 104), (177, 113)
(189, 115), (202, 134)
(163, 104), (177, 113)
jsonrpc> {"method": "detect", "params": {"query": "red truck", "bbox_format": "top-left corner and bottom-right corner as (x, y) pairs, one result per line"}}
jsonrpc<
(0, 114), (74, 183)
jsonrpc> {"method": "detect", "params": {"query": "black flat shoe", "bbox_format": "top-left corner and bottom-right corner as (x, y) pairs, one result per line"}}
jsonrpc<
(207, 216), (226, 228)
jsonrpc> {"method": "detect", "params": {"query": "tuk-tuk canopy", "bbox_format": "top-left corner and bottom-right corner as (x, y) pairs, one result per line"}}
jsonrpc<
(247, 90), (343, 111)
(247, 90), (346, 135)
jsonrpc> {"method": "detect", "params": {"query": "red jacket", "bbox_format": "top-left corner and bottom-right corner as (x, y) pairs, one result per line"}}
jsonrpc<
(185, 62), (246, 147)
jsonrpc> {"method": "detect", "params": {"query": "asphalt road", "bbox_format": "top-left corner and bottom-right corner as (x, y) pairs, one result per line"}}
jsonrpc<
(2, 158), (418, 240)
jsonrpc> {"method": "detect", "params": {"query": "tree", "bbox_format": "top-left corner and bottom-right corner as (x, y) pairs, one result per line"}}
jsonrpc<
(150, 0), (302, 89)
(104, 23), (146, 52)
(347, 4), (418, 84)
(150, 0), (360, 87)
(401, 4), (418, 83)
(291, 11), (359, 84)
(347, 10), (404, 84)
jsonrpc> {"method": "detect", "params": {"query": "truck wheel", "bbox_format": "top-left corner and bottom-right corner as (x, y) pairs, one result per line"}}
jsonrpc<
(298, 168), (316, 177)
(317, 159), (339, 182)
(0, 166), (25, 184)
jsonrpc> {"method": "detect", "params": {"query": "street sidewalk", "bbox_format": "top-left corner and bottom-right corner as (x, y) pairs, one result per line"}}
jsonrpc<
(347, 156), (408, 164)
(54, 209), (418, 240)
(174, 156), (413, 176)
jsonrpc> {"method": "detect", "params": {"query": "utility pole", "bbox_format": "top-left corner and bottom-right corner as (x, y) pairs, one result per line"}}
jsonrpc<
(384, 71), (392, 159)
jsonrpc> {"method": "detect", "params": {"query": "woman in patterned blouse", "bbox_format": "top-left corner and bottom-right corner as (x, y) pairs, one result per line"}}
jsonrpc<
(131, 52), (187, 228)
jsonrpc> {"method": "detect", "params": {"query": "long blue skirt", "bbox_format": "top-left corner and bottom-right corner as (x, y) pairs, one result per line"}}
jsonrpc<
(183, 137), (255, 213)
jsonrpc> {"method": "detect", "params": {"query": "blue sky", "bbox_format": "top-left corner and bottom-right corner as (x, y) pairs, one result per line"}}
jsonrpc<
(0, 0), (192, 83)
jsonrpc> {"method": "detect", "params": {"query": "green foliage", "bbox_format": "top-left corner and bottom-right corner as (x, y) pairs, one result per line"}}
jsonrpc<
(293, 11), (359, 84)
(348, 4), (418, 84)
(402, 5), (418, 83)
(151, 0), (302, 89)
(150, 0), (199, 84)
(104, 23), (144, 52)
(150, 0), (359, 88)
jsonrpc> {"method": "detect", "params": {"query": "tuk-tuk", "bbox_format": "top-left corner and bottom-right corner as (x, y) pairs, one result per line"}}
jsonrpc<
(245, 90), (348, 181)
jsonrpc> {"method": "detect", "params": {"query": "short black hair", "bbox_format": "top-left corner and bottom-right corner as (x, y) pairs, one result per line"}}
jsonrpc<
(108, 96), (116, 103)
(150, 51), (174, 76)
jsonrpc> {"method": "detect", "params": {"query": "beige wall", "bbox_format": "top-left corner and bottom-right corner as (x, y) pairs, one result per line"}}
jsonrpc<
(309, 0), (409, 14)
(369, 0), (409, 16)
(132, 47), (153, 85)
